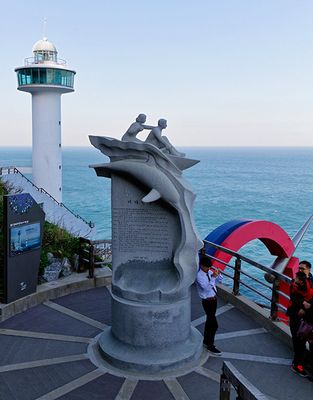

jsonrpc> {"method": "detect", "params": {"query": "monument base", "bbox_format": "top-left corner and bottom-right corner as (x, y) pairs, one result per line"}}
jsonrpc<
(97, 289), (203, 373)
(98, 326), (203, 373)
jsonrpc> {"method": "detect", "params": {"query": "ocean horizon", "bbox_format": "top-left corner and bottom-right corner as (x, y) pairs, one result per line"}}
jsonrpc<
(1, 146), (313, 277)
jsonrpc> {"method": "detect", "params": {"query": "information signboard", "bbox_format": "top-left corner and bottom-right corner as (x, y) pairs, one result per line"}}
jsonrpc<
(2, 193), (45, 303)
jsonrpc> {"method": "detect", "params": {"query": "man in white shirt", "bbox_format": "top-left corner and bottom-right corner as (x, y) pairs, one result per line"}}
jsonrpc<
(196, 256), (223, 355)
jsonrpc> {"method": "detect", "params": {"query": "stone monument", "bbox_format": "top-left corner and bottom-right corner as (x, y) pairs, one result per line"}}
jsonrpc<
(89, 115), (203, 373)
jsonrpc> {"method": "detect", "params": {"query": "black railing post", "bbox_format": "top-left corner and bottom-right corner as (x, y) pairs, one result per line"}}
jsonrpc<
(270, 278), (280, 321)
(78, 237), (84, 273)
(219, 372), (231, 400)
(233, 257), (241, 296)
(88, 244), (95, 279)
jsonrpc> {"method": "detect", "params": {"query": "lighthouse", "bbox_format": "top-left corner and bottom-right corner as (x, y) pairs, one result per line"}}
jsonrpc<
(15, 37), (75, 202)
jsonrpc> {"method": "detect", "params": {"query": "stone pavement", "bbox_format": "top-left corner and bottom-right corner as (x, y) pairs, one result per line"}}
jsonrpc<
(0, 285), (312, 400)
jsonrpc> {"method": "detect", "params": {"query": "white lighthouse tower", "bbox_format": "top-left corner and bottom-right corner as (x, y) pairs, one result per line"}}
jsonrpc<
(15, 37), (75, 202)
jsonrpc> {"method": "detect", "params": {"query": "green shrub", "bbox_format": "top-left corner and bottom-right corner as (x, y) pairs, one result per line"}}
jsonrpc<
(39, 221), (80, 276)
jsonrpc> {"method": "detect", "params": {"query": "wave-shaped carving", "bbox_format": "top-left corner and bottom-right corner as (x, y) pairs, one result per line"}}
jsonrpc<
(89, 135), (203, 294)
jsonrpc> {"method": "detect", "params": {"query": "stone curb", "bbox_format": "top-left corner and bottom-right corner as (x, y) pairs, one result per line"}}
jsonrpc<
(0, 267), (112, 322)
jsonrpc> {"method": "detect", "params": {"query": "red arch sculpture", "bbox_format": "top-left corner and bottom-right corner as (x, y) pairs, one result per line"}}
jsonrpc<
(212, 220), (295, 269)
(210, 220), (298, 322)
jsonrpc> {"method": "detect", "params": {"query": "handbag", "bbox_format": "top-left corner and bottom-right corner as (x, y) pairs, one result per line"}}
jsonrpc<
(297, 319), (313, 342)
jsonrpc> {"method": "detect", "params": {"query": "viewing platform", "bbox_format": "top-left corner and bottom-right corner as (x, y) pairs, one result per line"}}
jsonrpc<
(0, 268), (312, 400)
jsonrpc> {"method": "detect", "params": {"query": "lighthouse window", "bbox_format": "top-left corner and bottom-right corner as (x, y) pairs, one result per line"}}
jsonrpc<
(32, 69), (39, 84)
(26, 71), (32, 84)
(61, 73), (68, 86)
(17, 68), (75, 88)
(17, 69), (32, 85)
(34, 53), (44, 63)
(39, 69), (47, 84)
(55, 70), (62, 85)
(34, 50), (57, 63)
(47, 69), (54, 84)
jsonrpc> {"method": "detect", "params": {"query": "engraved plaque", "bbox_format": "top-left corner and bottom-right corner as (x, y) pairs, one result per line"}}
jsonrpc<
(112, 175), (180, 267)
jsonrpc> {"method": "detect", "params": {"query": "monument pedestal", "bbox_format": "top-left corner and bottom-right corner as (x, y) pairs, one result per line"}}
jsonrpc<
(98, 293), (203, 372)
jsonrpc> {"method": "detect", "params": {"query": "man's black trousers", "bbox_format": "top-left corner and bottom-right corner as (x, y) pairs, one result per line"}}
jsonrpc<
(202, 297), (218, 347)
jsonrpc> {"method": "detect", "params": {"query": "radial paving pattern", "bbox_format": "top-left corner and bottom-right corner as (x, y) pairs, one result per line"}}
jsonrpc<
(0, 286), (312, 400)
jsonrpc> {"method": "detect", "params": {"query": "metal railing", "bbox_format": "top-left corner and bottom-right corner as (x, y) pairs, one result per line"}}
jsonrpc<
(78, 238), (112, 278)
(0, 166), (94, 228)
(220, 361), (270, 399)
(24, 57), (67, 66)
(203, 240), (292, 321)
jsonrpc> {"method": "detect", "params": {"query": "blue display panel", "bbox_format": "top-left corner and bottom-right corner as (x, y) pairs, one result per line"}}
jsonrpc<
(10, 222), (41, 256)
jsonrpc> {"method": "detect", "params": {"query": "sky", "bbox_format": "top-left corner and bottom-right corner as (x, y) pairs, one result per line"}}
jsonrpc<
(0, 0), (313, 147)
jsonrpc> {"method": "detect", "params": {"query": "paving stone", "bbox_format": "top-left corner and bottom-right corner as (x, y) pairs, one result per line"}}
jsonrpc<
(0, 335), (87, 366)
(0, 360), (96, 400)
(52, 286), (112, 325)
(177, 371), (220, 400)
(216, 332), (291, 358)
(203, 356), (224, 375)
(57, 372), (124, 400)
(131, 380), (175, 400)
(217, 307), (260, 333)
(0, 304), (101, 337)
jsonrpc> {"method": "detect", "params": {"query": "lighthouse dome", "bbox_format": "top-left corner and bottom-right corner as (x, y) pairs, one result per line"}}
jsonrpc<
(32, 37), (57, 53)
(32, 37), (58, 64)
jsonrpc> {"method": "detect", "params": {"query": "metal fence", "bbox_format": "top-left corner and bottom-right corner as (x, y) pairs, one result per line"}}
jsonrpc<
(220, 361), (270, 399)
(78, 238), (112, 278)
(0, 166), (94, 228)
(203, 240), (291, 321)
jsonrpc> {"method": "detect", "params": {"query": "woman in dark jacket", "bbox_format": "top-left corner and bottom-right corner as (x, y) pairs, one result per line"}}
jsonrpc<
(287, 271), (313, 376)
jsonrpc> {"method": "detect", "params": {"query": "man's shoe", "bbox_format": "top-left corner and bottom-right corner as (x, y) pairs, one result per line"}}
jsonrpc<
(207, 345), (222, 356)
(291, 364), (308, 377)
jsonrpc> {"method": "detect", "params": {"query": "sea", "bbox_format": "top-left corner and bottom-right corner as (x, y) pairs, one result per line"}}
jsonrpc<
(1, 146), (313, 304)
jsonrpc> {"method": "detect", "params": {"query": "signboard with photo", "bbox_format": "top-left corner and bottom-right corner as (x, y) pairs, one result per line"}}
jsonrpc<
(1, 193), (45, 303)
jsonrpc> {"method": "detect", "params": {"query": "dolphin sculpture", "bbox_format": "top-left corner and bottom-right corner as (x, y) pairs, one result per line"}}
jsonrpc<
(89, 135), (203, 293)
